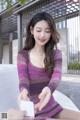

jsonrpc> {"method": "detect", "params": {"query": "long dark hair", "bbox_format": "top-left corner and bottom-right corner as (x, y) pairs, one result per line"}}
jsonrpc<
(24, 12), (60, 74)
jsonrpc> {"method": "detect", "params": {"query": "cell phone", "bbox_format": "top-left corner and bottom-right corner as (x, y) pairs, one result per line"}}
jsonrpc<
(19, 100), (35, 117)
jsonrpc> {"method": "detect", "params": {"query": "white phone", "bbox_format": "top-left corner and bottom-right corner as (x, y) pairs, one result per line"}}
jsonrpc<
(19, 100), (35, 117)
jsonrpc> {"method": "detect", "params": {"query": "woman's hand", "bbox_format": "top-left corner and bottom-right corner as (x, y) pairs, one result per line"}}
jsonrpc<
(18, 88), (30, 101)
(35, 87), (51, 112)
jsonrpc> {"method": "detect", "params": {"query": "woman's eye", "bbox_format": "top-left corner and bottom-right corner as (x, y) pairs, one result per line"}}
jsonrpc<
(36, 30), (41, 32)
(45, 31), (50, 33)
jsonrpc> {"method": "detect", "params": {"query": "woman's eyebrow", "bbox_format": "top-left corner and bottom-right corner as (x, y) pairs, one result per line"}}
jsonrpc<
(36, 27), (41, 29)
(36, 27), (50, 30)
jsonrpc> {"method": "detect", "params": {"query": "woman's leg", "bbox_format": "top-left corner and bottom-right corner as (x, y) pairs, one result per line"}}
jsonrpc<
(55, 108), (80, 120)
(7, 109), (25, 120)
(7, 109), (62, 120)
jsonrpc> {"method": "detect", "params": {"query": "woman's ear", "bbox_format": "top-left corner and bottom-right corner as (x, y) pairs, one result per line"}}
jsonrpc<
(30, 26), (33, 35)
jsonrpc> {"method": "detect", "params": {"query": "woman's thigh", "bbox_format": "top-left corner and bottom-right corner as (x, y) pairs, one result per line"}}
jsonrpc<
(55, 108), (80, 120)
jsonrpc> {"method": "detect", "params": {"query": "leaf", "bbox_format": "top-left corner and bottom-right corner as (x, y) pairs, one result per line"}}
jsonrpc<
(0, 0), (30, 10)
(18, 0), (28, 4)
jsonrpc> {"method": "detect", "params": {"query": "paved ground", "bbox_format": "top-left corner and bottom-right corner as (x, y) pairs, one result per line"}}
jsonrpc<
(57, 74), (80, 110)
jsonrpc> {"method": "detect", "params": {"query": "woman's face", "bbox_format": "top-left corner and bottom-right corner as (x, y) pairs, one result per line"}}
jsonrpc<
(31, 20), (51, 46)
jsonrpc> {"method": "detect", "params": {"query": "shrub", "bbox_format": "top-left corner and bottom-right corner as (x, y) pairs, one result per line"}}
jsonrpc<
(68, 62), (80, 70)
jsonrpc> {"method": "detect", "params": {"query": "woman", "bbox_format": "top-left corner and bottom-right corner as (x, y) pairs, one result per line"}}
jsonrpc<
(17, 12), (80, 120)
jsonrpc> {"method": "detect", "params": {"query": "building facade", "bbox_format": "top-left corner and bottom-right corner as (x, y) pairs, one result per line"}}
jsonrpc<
(0, 0), (80, 74)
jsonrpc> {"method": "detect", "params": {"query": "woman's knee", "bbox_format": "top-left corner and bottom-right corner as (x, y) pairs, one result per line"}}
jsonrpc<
(54, 108), (80, 120)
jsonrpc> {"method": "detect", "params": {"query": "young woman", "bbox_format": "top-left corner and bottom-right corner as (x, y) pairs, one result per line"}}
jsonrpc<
(17, 12), (80, 120)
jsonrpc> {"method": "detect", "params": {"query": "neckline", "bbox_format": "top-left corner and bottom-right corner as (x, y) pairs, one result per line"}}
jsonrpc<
(27, 51), (45, 70)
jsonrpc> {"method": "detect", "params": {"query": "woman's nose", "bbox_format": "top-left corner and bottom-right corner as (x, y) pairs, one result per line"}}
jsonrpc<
(40, 32), (45, 38)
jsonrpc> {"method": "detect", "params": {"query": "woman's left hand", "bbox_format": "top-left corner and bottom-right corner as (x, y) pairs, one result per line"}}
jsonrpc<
(35, 87), (51, 112)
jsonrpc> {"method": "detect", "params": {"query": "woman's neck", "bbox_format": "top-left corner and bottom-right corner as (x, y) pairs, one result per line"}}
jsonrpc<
(31, 44), (44, 55)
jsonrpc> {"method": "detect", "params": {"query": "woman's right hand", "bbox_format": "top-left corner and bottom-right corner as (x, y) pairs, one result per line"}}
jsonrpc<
(18, 88), (30, 101)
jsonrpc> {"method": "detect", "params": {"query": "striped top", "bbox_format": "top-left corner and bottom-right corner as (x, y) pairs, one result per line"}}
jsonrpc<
(17, 49), (63, 118)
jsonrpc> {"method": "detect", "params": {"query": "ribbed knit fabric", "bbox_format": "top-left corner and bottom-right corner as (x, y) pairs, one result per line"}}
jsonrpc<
(17, 49), (63, 118)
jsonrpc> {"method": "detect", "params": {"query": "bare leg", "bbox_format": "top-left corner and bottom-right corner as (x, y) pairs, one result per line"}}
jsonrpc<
(7, 109), (65, 120)
(55, 108), (80, 120)
(7, 108), (25, 120)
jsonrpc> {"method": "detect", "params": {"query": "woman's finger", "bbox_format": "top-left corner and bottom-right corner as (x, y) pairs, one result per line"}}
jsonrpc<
(39, 93), (51, 111)
(34, 102), (40, 112)
(18, 93), (29, 101)
(38, 91), (46, 100)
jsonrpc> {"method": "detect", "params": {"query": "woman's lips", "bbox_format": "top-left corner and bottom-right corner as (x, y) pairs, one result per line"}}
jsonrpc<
(39, 39), (46, 42)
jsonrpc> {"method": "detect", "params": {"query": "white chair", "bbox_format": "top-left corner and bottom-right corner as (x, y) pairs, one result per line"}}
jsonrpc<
(0, 65), (79, 112)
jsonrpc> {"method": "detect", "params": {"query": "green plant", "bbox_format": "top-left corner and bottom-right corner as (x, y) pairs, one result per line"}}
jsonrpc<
(68, 62), (80, 70)
(0, 0), (28, 9)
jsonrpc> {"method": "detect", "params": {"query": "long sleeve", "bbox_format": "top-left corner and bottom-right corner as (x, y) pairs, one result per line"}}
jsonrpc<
(17, 50), (30, 92)
(48, 49), (62, 93)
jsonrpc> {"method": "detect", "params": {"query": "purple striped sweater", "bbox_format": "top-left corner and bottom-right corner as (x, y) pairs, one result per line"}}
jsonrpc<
(17, 49), (63, 118)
